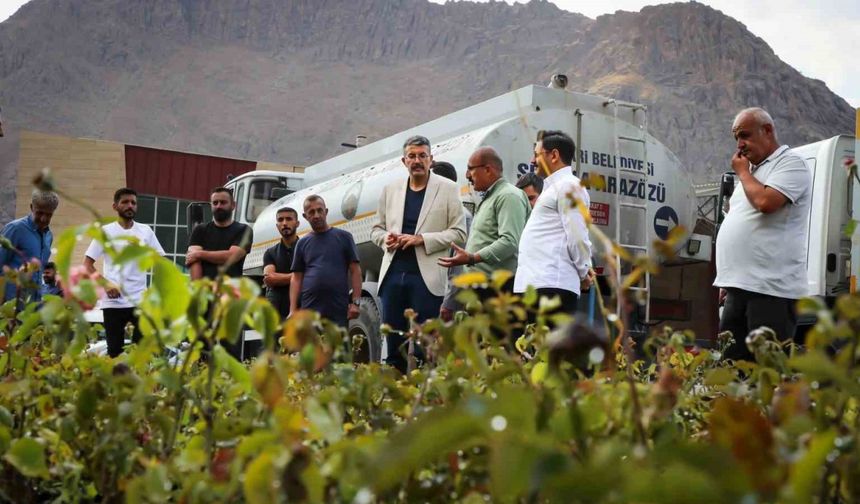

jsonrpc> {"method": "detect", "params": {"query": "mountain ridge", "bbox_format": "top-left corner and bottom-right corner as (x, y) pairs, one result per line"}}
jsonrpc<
(0, 0), (854, 224)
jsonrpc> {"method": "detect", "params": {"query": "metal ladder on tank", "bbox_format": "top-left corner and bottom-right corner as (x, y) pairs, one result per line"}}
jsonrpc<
(604, 99), (651, 329)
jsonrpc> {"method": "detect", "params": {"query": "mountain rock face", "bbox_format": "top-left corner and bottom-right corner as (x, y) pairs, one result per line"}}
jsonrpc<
(0, 0), (854, 223)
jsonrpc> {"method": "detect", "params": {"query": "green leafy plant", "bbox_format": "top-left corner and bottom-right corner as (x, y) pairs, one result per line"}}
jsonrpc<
(1, 174), (860, 503)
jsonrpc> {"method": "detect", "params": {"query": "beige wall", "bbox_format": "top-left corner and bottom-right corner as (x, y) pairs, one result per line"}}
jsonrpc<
(16, 130), (126, 265)
(256, 161), (304, 173)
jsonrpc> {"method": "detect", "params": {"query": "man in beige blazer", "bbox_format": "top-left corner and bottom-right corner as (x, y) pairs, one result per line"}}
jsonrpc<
(371, 135), (466, 373)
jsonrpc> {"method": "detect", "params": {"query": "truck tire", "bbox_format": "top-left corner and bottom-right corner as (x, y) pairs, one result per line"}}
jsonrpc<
(349, 296), (382, 363)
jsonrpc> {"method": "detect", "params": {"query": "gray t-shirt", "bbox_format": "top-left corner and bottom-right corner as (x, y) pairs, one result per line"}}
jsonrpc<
(714, 145), (811, 299)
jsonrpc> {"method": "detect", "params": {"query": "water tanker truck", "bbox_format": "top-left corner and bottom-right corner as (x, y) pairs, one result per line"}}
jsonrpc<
(213, 84), (713, 360)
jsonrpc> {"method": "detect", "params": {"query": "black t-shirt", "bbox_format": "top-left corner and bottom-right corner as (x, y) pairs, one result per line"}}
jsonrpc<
(263, 240), (295, 318)
(189, 221), (253, 279)
(389, 185), (425, 274)
(290, 228), (360, 327)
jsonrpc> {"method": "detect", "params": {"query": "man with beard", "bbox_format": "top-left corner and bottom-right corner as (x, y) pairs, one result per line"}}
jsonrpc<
(262, 207), (299, 319)
(289, 195), (362, 328)
(187, 187), (253, 281)
(40, 261), (64, 298)
(371, 136), (466, 372)
(84, 188), (165, 357)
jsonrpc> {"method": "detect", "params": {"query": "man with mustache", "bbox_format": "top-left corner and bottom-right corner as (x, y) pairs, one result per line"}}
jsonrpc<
(84, 188), (165, 357)
(289, 195), (362, 328)
(262, 207), (299, 320)
(439, 146), (530, 298)
(714, 107), (811, 362)
(371, 136), (466, 372)
(186, 186), (253, 281)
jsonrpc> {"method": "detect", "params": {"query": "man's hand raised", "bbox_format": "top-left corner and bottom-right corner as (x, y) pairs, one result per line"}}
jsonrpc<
(438, 243), (474, 268)
(731, 150), (751, 175)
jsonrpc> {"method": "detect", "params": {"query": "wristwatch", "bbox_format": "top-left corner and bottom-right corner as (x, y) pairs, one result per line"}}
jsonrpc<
(351, 299), (361, 307)
(467, 254), (476, 266)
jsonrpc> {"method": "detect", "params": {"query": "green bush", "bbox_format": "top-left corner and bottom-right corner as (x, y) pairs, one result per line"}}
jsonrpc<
(1, 217), (859, 503)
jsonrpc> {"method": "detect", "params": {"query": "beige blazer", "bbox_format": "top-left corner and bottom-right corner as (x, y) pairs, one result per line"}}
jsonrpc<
(371, 173), (467, 297)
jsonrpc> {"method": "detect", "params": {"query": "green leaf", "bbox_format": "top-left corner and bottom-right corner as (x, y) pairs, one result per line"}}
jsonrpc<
(789, 351), (854, 390)
(703, 368), (736, 386)
(4, 438), (49, 478)
(0, 406), (12, 428)
(113, 243), (155, 268)
(522, 285), (538, 307)
(216, 298), (251, 345)
(213, 345), (251, 393)
(789, 430), (836, 503)
(244, 452), (278, 504)
(844, 219), (858, 238)
(151, 257), (190, 321)
(530, 362), (548, 385)
(365, 403), (487, 493)
(306, 398), (343, 443)
(54, 226), (81, 282)
(796, 297), (826, 316)
(249, 298), (281, 349)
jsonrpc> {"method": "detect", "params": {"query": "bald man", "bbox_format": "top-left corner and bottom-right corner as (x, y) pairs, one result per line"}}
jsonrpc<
(439, 146), (529, 296)
(714, 107), (811, 362)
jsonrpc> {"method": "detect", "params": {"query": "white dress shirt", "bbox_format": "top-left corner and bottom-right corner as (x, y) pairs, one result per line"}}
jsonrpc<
(514, 167), (592, 295)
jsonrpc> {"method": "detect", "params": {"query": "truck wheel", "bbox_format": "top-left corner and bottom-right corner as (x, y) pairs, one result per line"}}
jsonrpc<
(349, 296), (382, 363)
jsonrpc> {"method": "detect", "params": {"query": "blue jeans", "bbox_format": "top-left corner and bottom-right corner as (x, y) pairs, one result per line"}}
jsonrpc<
(380, 271), (443, 373)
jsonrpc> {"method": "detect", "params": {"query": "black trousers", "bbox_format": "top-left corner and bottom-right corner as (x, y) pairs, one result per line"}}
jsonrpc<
(380, 271), (443, 374)
(719, 288), (797, 362)
(103, 307), (142, 358)
(532, 288), (579, 327)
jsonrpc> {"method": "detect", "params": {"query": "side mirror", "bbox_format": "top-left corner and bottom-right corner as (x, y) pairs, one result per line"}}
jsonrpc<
(715, 172), (735, 237)
(720, 172), (735, 201)
(270, 187), (291, 201)
(186, 202), (206, 238)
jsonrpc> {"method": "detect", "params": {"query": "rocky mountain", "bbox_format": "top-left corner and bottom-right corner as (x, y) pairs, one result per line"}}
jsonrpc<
(0, 0), (854, 224)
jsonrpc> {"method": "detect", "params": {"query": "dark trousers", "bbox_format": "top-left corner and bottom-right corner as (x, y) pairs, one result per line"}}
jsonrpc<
(103, 307), (142, 358)
(720, 288), (797, 362)
(531, 288), (579, 328)
(380, 271), (443, 373)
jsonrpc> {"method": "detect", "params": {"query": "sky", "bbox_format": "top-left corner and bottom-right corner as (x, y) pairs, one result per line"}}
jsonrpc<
(1, 0), (857, 107)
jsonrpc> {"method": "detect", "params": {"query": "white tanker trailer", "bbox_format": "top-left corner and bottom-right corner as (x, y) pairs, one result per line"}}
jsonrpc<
(221, 84), (711, 360)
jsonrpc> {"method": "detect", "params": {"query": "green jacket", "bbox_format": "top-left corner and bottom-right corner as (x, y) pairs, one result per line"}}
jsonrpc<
(465, 178), (530, 277)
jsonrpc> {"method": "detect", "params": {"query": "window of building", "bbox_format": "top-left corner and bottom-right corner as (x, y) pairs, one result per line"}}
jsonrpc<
(137, 195), (209, 274)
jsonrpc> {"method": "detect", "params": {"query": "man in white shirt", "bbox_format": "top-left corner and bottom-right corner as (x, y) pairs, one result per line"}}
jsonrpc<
(84, 188), (165, 357)
(714, 108), (811, 361)
(514, 130), (594, 318)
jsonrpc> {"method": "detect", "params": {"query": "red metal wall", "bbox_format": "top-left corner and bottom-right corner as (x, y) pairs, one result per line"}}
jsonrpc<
(125, 145), (255, 201)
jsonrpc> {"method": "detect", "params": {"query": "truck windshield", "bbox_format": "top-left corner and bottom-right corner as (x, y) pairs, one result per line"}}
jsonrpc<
(246, 179), (291, 224)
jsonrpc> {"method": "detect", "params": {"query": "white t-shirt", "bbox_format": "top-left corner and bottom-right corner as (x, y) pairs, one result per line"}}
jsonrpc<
(714, 145), (811, 299)
(84, 221), (165, 309)
(514, 167), (593, 295)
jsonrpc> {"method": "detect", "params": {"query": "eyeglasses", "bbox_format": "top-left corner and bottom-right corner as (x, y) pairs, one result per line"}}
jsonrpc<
(405, 153), (431, 160)
(466, 163), (489, 171)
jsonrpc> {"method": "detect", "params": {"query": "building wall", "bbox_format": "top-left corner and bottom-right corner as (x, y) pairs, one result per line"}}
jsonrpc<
(16, 130), (126, 265)
(256, 161), (304, 173)
(15, 130), (306, 268)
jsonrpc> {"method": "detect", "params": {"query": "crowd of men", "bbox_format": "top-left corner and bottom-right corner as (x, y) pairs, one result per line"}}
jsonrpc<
(0, 107), (811, 368)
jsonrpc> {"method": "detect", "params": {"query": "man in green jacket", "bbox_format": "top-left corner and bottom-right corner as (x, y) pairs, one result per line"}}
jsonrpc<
(438, 146), (529, 295)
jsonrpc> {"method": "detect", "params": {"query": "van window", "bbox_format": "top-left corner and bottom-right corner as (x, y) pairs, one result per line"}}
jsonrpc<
(234, 182), (245, 224)
(246, 178), (291, 224)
